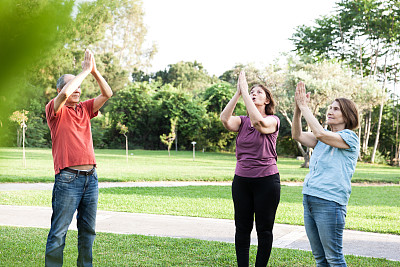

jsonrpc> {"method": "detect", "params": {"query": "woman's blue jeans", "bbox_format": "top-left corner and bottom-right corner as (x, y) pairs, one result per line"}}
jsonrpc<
(45, 169), (98, 267)
(303, 194), (347, 267)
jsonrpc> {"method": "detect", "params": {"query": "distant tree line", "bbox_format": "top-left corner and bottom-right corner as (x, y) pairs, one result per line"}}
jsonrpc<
(2, 0), (399, 166)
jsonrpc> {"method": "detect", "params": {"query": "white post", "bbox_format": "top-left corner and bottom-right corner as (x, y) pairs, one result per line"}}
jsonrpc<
(22, 121), (27, 168)
(125, 134), (128, 163)
(191, 141), (196, 161)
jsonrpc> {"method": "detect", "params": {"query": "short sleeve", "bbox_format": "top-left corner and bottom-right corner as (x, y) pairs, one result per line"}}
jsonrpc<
(45, 99), (57, 122)
(272, 115), (280, 133)
(338, 129), (360, 152)
(81, 98), (98, 119)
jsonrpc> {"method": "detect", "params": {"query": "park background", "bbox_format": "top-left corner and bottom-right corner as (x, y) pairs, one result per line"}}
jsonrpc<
(0, 0), (400, 266)
(0, 0), (399, 167)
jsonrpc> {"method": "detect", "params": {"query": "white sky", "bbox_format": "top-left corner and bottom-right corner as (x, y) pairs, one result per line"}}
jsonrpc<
(142, 0), (338, 76)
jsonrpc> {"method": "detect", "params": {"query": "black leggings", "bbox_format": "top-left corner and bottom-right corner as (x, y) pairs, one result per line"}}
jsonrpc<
(232, 173), (281, 267)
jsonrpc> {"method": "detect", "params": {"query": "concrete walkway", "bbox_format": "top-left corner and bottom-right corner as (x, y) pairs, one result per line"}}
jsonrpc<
(0, 182), (399, 262)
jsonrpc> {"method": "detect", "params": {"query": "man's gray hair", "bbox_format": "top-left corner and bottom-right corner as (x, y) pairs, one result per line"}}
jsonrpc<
(56, 74), (73, 90)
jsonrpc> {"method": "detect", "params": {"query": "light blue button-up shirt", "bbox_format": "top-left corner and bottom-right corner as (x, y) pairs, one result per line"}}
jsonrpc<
(302, 129), (360, 206)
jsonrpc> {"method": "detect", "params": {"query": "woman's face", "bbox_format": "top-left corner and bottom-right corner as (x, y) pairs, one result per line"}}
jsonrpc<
(249, 86), (269, 107)
(327, 101), (345, 126)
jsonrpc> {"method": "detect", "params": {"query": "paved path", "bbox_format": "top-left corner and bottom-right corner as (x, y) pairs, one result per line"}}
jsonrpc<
(0, 182), (399, 262)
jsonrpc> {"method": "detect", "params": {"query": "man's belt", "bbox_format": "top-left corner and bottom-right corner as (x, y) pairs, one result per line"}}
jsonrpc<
(63, 167), (95, 176)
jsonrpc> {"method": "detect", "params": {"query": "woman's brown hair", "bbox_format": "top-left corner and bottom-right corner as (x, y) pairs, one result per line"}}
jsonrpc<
(334, 98), (359, 130)
(250, 84), (275, 115)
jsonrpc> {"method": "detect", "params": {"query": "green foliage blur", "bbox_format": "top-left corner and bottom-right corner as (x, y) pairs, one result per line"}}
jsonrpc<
(0, 0), (74, 146)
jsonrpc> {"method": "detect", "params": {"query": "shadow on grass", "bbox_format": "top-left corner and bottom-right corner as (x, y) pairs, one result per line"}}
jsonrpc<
(99, 185), (400, 208)
(100, 186), (233, 200)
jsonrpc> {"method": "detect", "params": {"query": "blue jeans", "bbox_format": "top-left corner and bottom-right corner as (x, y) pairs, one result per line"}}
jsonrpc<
(45, 169), (99, 267)
(303, 195), (347, 267)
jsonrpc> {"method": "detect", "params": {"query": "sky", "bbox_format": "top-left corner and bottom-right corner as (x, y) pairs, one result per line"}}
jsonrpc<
(142, 0), (338, 76)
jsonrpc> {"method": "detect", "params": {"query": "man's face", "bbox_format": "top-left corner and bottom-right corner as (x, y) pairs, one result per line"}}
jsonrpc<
(67, 85), (81, 104)
(61, 75), (81, 105)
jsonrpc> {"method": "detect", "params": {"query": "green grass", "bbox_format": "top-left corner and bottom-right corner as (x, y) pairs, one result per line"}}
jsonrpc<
(1, 147), (399, 183)
(1, 185), (399, 235)
(1, 148), (399, 265)
(1, 226), (398, 267)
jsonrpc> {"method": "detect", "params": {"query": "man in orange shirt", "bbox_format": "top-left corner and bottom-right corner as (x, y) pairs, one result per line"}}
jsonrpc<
(45, 49), (112, 267)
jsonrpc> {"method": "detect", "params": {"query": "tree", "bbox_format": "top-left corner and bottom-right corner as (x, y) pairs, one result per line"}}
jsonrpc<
(203, 82), (240, 114)
(95, 0), (157, 70)
(116, 122), (129, 162)
(291, 0), (400, 163)
(1, 0), (157, 150)
(152, 61), (218, 92)
(200, 82), (244, 151)
(30, 0), (147, 101)
(160, 117), (177, 157)
(152, 84), (208, 150)
(9, 110), (29, 167)
(106, 81), (156, 148)
(219, 63), (272, 87)
(16, 0), (154, 150)
(25, 98), (51, 148)
(275, 59), (381, 166)
(106, 81), (209, 150)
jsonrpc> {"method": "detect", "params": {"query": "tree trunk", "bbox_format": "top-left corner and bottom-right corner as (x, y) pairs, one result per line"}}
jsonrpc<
(22, 125), (26, 168)
(371, 103), (384, 163)
(175, 128), (178, 152)
(397, 142), (400, 167)
(364, 110), (372, 155)
(302, 147), (312, 168)
(301, 124), (314, 168)
(358, 112), (362, 160)
(280, 110), (307, 157)
(395, 106), (399, 165)
(124, 134), (128, 163)
(394, 71), (399, 166)
(371, 55), (387, 163)
(391, 101), (396, 162)
(358, 45), (364, 162)
(295, 140), (307, 158)
(362, 112), (368, 154)
(17, 129), (21, 147)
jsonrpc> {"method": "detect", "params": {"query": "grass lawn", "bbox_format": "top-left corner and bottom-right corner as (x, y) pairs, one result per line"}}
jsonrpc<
(1, 226), (398, 267)
(1, 148), (399, 265)
(1, 185), (399, 235)
(0, 147), (399, 183)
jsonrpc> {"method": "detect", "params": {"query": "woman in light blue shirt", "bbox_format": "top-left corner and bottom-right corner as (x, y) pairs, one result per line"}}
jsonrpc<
(291, 81), (360, 267)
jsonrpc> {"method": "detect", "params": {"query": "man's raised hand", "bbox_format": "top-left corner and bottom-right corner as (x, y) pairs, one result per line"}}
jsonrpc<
(82, 49), (94, 73)
(90, 53), (98, 75)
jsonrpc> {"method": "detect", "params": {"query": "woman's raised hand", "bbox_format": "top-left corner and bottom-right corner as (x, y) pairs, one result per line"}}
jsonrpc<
(238, 70), (248, 94)
(236, 76), (241, 95)
(295, 81), (310, 108)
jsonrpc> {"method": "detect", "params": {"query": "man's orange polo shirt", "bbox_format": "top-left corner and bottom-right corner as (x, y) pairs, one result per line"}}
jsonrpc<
(46, 98), (98, 174)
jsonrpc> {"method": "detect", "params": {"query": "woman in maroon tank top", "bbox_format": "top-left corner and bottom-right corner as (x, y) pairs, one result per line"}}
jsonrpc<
(220, 71), (281, 267)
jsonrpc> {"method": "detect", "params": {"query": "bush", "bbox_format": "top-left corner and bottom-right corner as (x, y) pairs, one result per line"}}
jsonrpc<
(362, 147), (388, 165)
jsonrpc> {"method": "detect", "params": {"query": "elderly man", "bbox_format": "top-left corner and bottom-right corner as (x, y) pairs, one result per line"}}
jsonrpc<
(45, 49), (112, 266)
